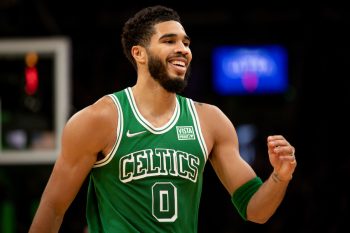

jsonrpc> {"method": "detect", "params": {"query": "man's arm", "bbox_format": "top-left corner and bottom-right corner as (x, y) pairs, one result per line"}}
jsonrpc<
(28, 96), (118, 233)
(246, 135), (296, 223)
(196, 103), (296, 224)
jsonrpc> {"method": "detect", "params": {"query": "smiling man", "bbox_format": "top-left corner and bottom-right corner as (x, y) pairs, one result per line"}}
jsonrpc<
(29, 5), (297, 233)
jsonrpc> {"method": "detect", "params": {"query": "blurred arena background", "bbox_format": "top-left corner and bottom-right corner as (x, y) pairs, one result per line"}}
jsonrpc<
(0, 1), (349, 232)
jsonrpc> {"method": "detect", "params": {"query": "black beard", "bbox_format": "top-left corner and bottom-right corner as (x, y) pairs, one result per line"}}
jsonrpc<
(148, 52), (190, 93)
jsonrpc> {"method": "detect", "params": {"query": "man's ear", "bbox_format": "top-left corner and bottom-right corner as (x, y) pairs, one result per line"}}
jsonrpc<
(131, 45), (147, 64)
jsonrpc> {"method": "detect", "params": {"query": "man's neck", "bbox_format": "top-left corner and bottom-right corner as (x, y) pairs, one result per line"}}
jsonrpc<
(131, 82), (177, 128)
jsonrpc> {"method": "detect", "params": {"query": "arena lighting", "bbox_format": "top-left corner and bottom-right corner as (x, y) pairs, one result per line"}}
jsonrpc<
(24, 52), (39, 96)
(212, 45), (288, 95)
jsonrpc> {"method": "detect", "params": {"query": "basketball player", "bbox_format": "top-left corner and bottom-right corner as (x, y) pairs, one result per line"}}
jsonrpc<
(28, 5), (297, 233)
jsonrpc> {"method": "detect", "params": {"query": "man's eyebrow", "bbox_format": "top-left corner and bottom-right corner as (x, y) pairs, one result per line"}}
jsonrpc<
(159, 33), (191, 41)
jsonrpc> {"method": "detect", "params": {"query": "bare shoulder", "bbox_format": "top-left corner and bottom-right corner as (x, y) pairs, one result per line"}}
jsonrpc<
(193, 101), (230, 125)
(67, 95), (117, 130)
(193, 101), (237, 151)
(62, 95), (118, 152)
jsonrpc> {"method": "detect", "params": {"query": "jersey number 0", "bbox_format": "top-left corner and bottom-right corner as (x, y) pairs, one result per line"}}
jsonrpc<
(152, 182), (178, 222)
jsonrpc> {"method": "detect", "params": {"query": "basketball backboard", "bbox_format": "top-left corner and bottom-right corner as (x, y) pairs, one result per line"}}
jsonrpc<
(0, 37), (71, 164)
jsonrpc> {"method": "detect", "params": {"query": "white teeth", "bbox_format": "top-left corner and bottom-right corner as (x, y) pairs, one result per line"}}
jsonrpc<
(171, 60), (185, 67)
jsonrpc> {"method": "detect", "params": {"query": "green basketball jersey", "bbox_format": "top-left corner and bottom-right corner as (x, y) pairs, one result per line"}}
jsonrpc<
(86, 87), (208, 233)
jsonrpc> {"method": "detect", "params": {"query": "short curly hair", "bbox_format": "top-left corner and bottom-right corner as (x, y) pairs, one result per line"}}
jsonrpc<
(121, 5), (181, 69)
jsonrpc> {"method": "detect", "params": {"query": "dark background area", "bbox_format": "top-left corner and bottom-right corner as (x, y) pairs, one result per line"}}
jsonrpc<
(1, 0), (349, 232)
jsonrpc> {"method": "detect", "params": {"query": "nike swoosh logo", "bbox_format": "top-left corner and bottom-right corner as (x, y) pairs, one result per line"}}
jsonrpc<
(126, 130), (146, 137)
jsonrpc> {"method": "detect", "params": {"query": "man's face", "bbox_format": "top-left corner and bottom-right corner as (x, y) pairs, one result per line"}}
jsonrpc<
(146, 21), (192, 93)
(147, 49), (191, 93)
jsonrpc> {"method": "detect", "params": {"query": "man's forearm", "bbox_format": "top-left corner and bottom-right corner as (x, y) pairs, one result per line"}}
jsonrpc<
(246, 172), (290, 223)
(28, 204), (63, 233)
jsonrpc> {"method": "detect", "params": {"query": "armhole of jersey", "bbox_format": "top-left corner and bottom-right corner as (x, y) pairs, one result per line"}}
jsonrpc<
(187, 99), (208, 161)
(93, 94), (124, 168)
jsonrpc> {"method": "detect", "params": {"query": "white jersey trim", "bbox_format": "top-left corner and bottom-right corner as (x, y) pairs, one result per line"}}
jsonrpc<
(93, 94), (123, 167)
(125, 87), (180, 134)
(187, 99), (208, 161)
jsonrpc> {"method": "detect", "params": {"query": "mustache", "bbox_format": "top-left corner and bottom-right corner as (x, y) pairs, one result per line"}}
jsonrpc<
(168, 53), (189, 62)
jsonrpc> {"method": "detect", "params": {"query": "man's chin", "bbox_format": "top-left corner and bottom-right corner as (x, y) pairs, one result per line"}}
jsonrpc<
(159, 78), (187, 93)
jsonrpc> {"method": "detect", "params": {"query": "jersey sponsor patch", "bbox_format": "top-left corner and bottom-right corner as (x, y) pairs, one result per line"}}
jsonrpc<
(176, 126), (195, 140)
